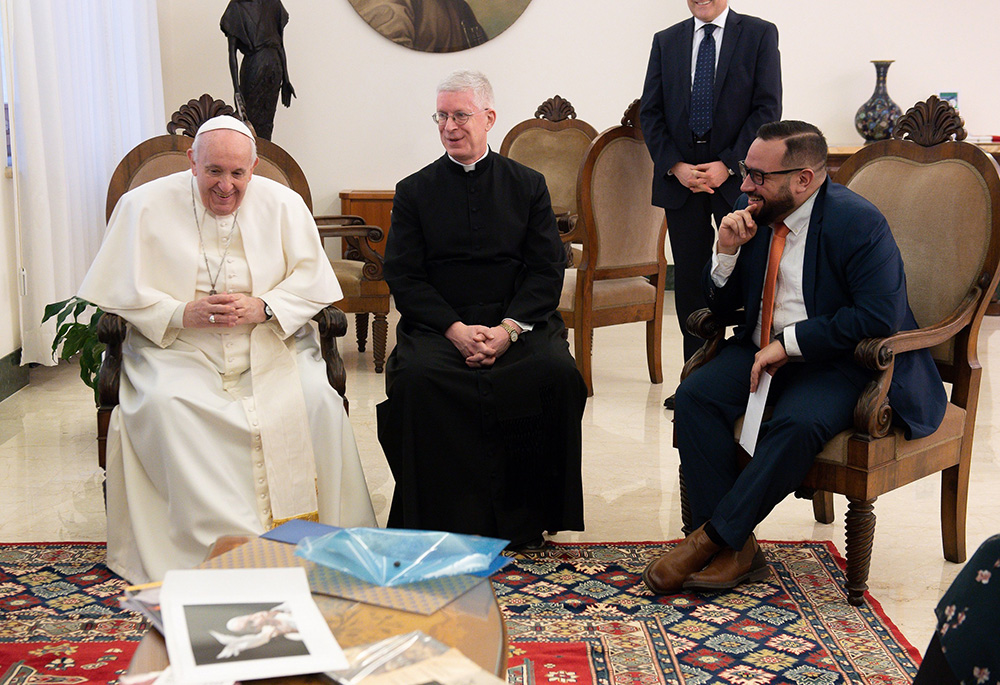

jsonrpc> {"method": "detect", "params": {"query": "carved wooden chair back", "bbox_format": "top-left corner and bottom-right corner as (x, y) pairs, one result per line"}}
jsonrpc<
(556, 100), (667, 395)
(676, 96), (1000, 606)
(499, 95), (598, 217)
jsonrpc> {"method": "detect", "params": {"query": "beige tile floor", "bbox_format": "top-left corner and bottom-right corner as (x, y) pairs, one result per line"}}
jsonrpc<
(1, 300), (998, 653)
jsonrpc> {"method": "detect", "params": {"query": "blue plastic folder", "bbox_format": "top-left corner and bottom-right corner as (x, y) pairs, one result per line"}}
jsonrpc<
(295, 528), (510, 586)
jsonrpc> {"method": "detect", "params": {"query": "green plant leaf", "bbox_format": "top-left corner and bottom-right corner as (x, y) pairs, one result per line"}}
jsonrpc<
(42, 297), (73, 323)
(43, 296), (105, 402)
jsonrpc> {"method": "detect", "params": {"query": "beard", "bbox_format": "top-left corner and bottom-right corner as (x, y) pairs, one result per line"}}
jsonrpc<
(749, 182), (796, 229)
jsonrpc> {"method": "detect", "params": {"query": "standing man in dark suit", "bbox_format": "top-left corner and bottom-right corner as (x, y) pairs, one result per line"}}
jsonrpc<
(640, 0), (781, 409)
(642, 121), (947, 594)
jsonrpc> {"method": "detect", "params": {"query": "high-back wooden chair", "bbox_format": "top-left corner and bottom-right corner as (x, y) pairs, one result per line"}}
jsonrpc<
(96, 94), (356, 477)
(678, 96), (1000, 605)
(557, 100), (667, 396)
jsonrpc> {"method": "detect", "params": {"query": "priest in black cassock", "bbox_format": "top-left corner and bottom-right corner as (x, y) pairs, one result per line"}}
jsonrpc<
(376, 70), (587, 550)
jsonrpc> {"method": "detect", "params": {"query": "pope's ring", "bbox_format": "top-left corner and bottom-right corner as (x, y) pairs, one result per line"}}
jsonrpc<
(209, 314), (216, 324)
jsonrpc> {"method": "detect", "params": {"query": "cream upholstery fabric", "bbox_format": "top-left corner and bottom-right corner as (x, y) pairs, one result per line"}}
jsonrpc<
(590, 138), (662, 270)
(334, 260), (365, 298)
(847, 157), (992, 364)
(559, 269), (658, 311)
(507, 127), (593, 212)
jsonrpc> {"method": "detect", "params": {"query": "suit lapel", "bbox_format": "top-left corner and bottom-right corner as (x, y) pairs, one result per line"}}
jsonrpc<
(802, 181), (830, 315)
(676, 18), (695, 122)
(714, 10), (741, 109)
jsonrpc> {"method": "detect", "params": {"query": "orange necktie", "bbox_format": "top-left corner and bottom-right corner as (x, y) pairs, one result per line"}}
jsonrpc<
(760, 222), (790, 346)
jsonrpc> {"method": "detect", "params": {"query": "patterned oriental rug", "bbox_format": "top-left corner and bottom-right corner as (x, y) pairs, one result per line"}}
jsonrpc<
(0, 541), (922, 685)
(497, 540), (922, 685)
(0, 543), (144, 685)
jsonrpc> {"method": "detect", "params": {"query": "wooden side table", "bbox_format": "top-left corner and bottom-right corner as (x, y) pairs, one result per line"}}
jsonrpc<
(339, 190), (394, 257)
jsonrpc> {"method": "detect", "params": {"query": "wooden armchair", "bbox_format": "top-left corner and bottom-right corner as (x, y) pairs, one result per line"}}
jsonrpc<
(557, 100), (666, 396)
(317, 215), (390, 373)
(96, 95), (354, 476)
(677, 96), (1000, 605)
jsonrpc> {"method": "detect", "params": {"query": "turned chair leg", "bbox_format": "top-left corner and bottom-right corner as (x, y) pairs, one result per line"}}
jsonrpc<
(373, 313), (388, 374)
(355, 313), (370, 353)
(844, 497), (876, 606)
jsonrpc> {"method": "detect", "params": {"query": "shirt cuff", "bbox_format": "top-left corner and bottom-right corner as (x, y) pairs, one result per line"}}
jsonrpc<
(782, 324), (801, 357)
(710, 248), (739, 288)
(504, 317), (532, 333)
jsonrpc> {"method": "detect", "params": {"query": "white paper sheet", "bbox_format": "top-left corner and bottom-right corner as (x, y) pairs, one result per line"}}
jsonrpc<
(738, 371), (772, 457)
(161, 567), (346, 684)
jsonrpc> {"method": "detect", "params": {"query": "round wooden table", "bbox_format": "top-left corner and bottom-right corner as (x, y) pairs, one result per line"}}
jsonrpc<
(127, 536), (508, 682)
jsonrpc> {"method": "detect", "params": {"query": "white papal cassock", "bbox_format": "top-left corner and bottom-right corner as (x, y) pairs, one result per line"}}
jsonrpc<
(79, 169), (376, 584)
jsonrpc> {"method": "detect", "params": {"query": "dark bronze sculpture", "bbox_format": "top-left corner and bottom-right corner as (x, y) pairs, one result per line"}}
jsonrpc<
(220, 0), (295, 140)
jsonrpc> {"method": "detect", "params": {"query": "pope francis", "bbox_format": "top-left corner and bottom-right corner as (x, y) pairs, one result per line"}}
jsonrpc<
(79, 116), (376, 583)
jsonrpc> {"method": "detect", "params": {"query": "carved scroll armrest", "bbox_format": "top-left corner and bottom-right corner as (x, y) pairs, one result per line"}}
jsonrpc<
(314, 214), (365, 227)
(558, 215), (583, 244)
(96, 312), (127, 410)
(317, 222), (386, 281)
(680, 308), (743, 381)
(314, 305), (349, 407)
(850, 287), (978, 438)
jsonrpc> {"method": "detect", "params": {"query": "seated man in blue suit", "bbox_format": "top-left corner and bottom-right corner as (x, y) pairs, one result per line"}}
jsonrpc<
(643, 120), (947, 594)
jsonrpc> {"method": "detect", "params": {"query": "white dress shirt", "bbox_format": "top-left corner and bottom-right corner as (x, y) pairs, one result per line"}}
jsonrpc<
(691, 6), (730, 84)
(711, 188), (820, 355)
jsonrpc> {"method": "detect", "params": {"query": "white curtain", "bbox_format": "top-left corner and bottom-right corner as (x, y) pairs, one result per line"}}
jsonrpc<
(6, 0), (164, 364)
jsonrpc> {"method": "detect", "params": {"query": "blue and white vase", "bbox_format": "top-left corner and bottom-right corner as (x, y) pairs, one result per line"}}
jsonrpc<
(855, 60), (902, 143)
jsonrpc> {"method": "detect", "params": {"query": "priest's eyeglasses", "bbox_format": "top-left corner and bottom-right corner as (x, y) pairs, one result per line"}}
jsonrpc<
(431, 110), (487, 126)
(738, 160), (807, 185)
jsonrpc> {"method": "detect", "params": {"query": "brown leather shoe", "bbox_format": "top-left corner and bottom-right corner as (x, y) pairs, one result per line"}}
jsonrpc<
(682, 533), (770, 591)
(642, 524), (721, 595)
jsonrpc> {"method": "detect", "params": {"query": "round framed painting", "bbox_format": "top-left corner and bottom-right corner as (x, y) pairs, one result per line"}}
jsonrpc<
(348, 0), (533, 53)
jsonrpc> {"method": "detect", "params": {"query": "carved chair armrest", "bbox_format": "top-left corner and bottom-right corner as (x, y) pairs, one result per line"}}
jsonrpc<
(680, 308), (744, 381)
(850, 286), (979, 438)
(314, 214), (365, 227)
(96, 312), (127, 411)
(558, 215), (583, 244)
(314, 305), (349, 405)
(316, 222), (386, 281)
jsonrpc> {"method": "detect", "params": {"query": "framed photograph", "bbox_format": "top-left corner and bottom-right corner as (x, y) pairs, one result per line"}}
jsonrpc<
(347, 0), (533, 53)
(161, 567), (345, 683)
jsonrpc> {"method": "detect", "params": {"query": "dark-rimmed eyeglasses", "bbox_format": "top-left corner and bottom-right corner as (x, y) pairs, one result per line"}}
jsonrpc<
(431, 110), (488, 126)
(738, 160), (807, 185)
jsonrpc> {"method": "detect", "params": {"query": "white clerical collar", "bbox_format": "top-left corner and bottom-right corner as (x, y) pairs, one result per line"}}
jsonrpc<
(448, 147), (490, 172)
(694, 5), (729, 32)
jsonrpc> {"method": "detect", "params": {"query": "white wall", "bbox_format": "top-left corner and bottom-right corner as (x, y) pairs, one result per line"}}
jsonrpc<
(1, 0), (996, 359)
(157, 0), (1000, 215)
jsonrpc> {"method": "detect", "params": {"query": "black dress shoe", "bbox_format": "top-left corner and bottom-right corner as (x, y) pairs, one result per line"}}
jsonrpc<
(663, 393), (676, 410)
(507, 536), (546, 553)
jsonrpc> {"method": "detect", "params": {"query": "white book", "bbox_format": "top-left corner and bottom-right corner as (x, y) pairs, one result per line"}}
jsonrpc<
(160, 567), (347, 684)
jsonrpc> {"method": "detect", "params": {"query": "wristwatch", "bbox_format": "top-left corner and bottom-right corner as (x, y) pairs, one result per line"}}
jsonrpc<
(500, 321), (519, 343)
(263, 301), (274, 320)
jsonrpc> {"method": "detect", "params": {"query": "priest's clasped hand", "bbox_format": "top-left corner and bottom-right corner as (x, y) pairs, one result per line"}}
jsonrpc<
(183, 293), (269, 328)
(445, 321), (516, 368)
